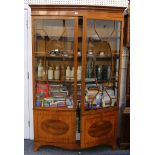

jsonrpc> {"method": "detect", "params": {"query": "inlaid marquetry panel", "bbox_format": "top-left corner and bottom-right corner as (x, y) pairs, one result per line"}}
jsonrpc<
(41, 119), (69, 135)
(34, 110), (76, 143)
(88, 120), (112, 138)
(81, 110), (118, 148)
(85, 116), (114, 141)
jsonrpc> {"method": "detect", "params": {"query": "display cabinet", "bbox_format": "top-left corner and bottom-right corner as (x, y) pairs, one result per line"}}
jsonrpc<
(30, 5), (126, 151)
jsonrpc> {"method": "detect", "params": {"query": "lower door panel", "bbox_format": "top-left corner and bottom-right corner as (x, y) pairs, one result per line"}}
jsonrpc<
(34, 110), (76, 144)
(81, 110), (118, 148)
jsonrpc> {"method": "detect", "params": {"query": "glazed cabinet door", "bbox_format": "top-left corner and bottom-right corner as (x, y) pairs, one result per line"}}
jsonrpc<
(80, 16), (123, 149)
(32, 16), (78, 145)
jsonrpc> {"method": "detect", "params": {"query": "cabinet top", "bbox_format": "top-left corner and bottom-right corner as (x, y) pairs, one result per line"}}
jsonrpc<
(30, 5), (126, 10)
(30, 5), (126, 19)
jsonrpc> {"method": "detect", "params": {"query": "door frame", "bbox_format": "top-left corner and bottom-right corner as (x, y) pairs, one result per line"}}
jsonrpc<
(24, 8), (30, 139)
(24, 4), (34, 140)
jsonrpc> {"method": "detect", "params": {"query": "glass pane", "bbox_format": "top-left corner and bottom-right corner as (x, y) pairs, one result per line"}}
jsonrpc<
(34, 19), (76, 109)
(34, 19), (74, 55)
(84, 19), (121, 111)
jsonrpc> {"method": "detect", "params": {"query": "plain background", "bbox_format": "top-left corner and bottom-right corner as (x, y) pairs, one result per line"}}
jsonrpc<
(0, 0), (155, 155)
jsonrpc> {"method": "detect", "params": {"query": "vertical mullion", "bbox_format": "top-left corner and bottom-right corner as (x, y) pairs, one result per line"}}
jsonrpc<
(73, 17), (78, 109)
(81, 16), (87, 113)
(118, 19), (124, 107)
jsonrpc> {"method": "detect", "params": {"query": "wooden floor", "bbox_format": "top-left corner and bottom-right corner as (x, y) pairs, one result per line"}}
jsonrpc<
(24, 140), (130, 155)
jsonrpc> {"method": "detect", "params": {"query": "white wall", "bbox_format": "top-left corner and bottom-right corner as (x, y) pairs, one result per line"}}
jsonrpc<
(24, 0), (128, 7)
(24, 4), (34, 140)
(24, 8), (30, 139)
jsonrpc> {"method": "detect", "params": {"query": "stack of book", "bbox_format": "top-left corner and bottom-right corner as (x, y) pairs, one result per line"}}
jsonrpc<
(41, 84), (68, 108)
(49, 84), (68, 97)
(86, 87), (98, 102)
(102, 88), (117, 107)
(85, 84), (101, 109)
(43, 97), (66, 108)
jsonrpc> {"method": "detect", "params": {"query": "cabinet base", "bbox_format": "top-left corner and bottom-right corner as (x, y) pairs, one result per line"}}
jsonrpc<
(34, 141), (80, 151)
(34, 141), (116, 151)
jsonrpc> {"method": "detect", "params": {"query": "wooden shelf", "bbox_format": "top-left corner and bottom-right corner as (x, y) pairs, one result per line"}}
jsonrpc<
(34, 104), (118, 113)
(36, 79), (81, 83)
(34, 53), (119, 59)
(35, 54), (118, 59)
(35, 54), (74, 59)
(34, 107), (76, 112)
(87, 54), (120, 59)
(82, 106), (118, 115)
(85, 78), (117, 83)
(36, 35), (120, 42)
(36, 79), (117, 86)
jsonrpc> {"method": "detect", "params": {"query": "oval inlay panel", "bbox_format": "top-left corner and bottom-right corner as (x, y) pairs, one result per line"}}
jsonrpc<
(88, 120), (112, 138)
(41, 119), (69, 135)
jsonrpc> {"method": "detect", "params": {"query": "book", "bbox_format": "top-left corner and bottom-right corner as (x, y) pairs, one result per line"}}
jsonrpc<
(37, 83), (49, 98)
(50, 92), (67, 98)
(56, 101), (66, 107)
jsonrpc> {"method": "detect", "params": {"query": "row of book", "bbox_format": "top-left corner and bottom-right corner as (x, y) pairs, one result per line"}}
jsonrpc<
(36, 83), (73, 108)
(85, 84), (117, 109)
(36, 83), (116, 109)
